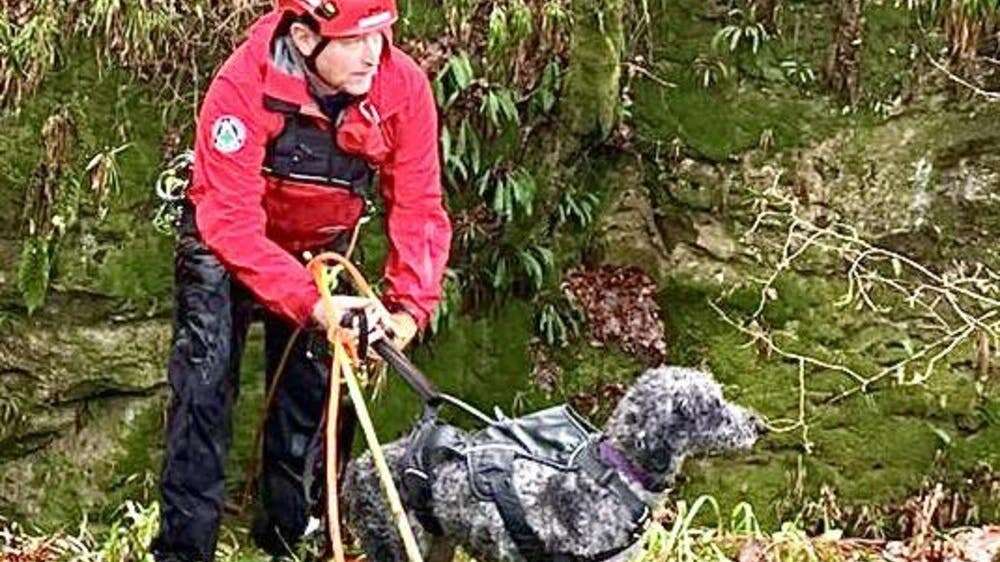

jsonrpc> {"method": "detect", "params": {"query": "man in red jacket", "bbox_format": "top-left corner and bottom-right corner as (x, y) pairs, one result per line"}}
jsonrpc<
(150, 1), (451, 560)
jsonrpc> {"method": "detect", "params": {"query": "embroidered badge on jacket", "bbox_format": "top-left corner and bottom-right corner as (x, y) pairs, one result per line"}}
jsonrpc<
(212, 116), (247, 154)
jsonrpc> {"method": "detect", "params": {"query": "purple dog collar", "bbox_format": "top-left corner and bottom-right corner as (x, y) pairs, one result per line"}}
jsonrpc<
(598, 440), (658, 491)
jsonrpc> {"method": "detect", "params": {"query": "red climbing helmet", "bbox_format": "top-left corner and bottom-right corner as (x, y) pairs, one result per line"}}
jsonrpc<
(275, 0), (398, 37)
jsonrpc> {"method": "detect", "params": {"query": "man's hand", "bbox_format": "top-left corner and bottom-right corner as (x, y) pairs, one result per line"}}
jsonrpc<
(311, 298), (417, 360)
(310, 296), (390, 335)
(386, 311), (418, 351)
(363, 311), (418, 365)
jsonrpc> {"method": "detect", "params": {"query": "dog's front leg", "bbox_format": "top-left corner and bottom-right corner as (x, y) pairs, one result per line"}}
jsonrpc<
(425, 536), (457, 562)
(601, 541), (646, 562)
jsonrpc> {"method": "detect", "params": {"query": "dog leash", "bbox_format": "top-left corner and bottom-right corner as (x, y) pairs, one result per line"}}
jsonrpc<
(370, 339), (498, 426)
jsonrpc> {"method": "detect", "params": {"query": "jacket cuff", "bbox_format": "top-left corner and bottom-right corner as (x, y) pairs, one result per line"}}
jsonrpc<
(381, 297), (428, 331)
(292, 292), (322, 329)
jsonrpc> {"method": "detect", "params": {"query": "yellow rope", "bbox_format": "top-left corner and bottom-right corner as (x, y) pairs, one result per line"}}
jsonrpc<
(309, 253), (424, 562)
(312, 260), (347, 562)
(241, 224), (365, 510)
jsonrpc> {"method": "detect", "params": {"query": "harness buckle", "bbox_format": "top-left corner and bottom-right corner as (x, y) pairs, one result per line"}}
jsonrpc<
(598, 467), (616, 486)
(358, 100), (381, 125)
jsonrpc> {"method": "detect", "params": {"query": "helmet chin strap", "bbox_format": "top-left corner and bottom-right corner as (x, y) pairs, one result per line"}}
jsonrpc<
(304, 36), (331, 74)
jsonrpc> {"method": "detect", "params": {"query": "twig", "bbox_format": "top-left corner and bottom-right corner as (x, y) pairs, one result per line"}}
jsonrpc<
(709, 299), (868, 386)
(714, 182), (1000, 451)
(927, 55), (1000, 102)
(624, 61), (677, 89)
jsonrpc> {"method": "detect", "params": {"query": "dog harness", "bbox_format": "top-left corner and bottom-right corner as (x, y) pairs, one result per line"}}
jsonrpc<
(360, 341), (652, 561)
(398, 400), (652, 562)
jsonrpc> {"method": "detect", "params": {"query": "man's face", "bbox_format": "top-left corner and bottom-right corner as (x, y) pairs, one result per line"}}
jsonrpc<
(291, 24), (384, 96)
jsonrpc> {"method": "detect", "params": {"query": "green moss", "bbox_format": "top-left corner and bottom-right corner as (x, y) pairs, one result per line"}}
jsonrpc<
(16, 236), (50, 314)
(860, 4), (934, 102)
(631, 0), (844, 161)
(2, 48), (169, 308)
(368, 300), (539, 440)
(396, 0), (447, 42)
(561, 0), (625, 142)
(93, 232), (175, 302)
(658, 274), (1000, 531)
(630, 1), (934, 161)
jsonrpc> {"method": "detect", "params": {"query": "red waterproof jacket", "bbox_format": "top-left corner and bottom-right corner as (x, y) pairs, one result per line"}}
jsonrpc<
(189, 12), (451, 329)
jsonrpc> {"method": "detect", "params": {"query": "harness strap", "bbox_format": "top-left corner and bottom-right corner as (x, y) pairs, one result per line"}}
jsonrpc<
(377, 336), (651, 561)
(490, 474), (572, 562)
(493, 442), (650, 562)
(399, 434), (650, 562)
(304, 37), (331, 74)
(577, 441), (651, 530)
(399, 408), (448, 536)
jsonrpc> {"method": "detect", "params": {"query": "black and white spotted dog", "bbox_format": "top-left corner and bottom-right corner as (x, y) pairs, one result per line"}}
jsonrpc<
(343, 366), (765, 562)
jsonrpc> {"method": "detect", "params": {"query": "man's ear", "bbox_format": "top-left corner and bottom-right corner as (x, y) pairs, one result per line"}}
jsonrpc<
(289, 22), (320, 56)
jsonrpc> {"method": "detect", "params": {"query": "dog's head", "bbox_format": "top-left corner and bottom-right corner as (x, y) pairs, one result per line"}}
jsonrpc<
(604, 366), (764, 490)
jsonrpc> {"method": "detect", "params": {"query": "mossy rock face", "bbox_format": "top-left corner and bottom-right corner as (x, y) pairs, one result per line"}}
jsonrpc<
(644, 98), (1000, 531)
(598, 52), (1000, 530)
(1, 50), (172, 313)
(561, 0), (625, 142)
(659, 271), (1000, 532)
(0, 308), (171, 528)
(630, 0), (930, 162)
(0, 47), (179, 529)
(631, 0), (839, 161)
(760, 102), (1000, 269)
(592, 158), (676, 282)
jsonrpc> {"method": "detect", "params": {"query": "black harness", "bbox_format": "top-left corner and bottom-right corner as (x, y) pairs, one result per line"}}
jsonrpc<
(262, 95), (373, 199)
(374, 342), (652, 562)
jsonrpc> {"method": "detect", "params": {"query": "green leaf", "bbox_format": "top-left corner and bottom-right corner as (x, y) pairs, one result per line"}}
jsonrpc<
(440, 125), (452, 167)
(536, 61), (561, 113)
(711, 27), (728, 51)
(487, 6), (508, 54)
(453, 159), (468, 182)
(491, 179), (506, 218)
(453, 52), (474, 90)
(498, 89), (519, 123)
(520, 250), (543, 289)
(929, 424), (952, 447)
(476, 171), (492, 197)
(535, 245), (554, 269)
(492, 255), (508, 289)
(509, 0), (533, 40)
(510, 168), (536, 215)
(17, 236), (50, 315)
(482, 91), (500, 127)
(462, 119), (481, 175)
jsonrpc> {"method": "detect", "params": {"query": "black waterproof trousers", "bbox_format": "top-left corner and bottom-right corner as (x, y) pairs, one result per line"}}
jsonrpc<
(151, 208), (354, 561)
